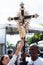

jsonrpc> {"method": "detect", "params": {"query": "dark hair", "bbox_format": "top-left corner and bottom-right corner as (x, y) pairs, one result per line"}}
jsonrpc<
(8, 49), (13, 54)
(29, 44), (40, 54)
(8, 49), (13, 59)
(0, 56), (4, 65)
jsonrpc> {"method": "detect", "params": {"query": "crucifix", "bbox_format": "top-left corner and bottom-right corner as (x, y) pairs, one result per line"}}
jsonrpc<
(8, 2), (39, 38)
(8, 2), (39, 65)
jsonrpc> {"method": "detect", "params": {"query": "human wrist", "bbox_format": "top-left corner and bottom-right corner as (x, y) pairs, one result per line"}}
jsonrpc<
(15, 49), (20, 56)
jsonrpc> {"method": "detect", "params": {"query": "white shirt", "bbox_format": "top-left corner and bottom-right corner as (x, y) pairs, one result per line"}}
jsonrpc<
(26, 57), (43, 65)
(7, 55), (17, 65)
(17, 52), (22, 65)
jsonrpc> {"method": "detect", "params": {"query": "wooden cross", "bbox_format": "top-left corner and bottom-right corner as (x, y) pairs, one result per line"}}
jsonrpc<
(8, 2), (39, 38)
(8, 3), (39, 64)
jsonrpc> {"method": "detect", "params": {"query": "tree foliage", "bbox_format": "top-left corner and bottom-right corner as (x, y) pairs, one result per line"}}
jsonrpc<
(26, 33), (43, 45)
(6, 41), (14, 49)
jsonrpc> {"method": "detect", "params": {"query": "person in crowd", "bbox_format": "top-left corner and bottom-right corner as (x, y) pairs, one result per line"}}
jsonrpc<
(7, 38), (24, 65)
(8, 49), (13, 59)
(0, 38), (24, 65)
(15, 39), (29, 65)
(0, 55), (10, 65)
(27, 44), (43, 65)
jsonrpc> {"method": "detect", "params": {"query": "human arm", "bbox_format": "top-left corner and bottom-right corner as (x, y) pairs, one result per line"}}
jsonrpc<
(7, 39), (24, 65)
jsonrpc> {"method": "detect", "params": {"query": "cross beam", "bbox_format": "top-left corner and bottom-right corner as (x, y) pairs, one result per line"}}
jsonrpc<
(8, 3), (39, 24)
(8, 13), (38, 22)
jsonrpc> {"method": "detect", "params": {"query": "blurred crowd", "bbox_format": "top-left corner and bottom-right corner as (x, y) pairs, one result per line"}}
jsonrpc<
(0, 38), (43, 65)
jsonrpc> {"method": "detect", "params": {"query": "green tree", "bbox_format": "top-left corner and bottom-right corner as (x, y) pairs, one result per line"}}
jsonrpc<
(6, 41), (14, 49)
(26, 33), (43, 45)
(27, 37), (33, 45)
